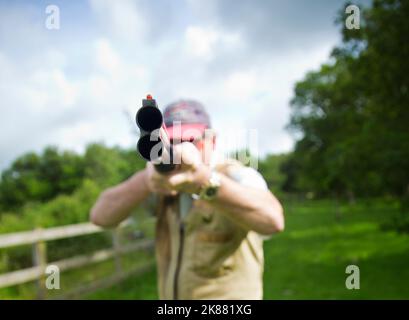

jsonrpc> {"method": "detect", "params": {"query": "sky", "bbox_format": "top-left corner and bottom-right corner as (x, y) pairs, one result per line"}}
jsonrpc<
(0, 0), (370, 170)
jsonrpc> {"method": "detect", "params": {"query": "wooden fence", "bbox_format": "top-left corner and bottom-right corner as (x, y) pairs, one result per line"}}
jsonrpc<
(0, 220), (155, 299)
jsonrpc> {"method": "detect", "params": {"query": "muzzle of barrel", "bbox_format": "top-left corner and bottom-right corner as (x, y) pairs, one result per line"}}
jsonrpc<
(135, 96), (175, 173)
(136, 105), (163, 134)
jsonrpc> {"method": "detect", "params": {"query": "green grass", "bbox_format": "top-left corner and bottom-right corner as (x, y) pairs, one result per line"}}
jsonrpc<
(86, 267), (158, 300)
(263, 199), (409, 299)
(87, 199), (409, 299)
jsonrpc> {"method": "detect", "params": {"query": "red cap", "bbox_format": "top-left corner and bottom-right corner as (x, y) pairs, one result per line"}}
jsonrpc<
(163, 100), (211, 141)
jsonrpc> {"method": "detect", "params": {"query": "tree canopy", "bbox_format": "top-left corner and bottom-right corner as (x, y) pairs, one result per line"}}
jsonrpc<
(284, 0), (409, 200)
(0, 144), (145, 212)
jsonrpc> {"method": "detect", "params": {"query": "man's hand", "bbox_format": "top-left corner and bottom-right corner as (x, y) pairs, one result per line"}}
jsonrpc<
(144, 142), (211, 196)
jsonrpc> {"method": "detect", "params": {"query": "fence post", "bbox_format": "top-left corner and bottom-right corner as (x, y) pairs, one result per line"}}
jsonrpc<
(32, 228), (47, 299)
(112, 229), (123, 274)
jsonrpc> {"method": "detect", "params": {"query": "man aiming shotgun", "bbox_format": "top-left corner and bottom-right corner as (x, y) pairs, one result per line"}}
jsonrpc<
(90, 95), (284, 299)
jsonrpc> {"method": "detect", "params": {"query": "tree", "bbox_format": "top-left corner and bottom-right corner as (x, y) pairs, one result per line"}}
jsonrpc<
(0, 147), (85, 210)
(285, 0), (409, 201)
(83, 143), (141, 188)
(0, 143), (145, 211)
(258, 154), (288, 194)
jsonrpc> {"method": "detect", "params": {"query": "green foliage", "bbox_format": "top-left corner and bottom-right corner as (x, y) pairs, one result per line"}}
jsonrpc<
(0, 179), (103, 273)
(0, 178), (100, 233)
(0, 141), (148, 232)
(285, 0), (409, 204)
(0, 143), (146, 213)
(0, 147), (85, 211)
(0, 143), (147, 275)
(258, 154), (289, 195)
(83, 144), (145, 188)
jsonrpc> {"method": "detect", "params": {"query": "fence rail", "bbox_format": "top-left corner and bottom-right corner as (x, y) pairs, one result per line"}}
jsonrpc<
(0, 223), (105, 249)
(0, 220), (155, 298)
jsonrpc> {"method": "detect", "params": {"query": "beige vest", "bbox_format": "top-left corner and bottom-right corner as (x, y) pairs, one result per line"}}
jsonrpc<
(155, 162), (264, 300)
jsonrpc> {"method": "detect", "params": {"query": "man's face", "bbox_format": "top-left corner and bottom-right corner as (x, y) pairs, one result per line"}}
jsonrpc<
(170, 135), (215, 165)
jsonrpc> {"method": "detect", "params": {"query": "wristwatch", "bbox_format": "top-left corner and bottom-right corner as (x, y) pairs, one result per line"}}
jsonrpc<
(197, 171), (221, 201)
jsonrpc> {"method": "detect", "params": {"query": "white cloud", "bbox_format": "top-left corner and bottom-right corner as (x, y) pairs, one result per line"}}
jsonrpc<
(0, 1), (341, 170)
(184, 26), (242, 61)
(223, 71), (257, 100)
(89, 0), (147, 42)
(95, 38), (121, 75)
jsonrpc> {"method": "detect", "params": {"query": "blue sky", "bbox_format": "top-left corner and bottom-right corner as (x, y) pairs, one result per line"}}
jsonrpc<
(0, 0), (370, 169)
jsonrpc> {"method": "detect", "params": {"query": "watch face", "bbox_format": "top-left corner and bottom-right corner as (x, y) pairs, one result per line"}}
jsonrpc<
(200, 171), (221, 200)
(206, 187), (217, 198)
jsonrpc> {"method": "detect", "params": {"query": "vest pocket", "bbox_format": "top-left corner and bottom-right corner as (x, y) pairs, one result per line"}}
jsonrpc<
(191, 230), (237, 278)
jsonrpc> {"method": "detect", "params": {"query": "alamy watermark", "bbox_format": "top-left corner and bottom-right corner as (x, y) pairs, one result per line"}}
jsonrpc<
(45, 5), (60, 30)
(147, 122), (260, 170)
(345, 4), (361, 30)
(345, 264), (360, 290)
(45, 265), (60, 290)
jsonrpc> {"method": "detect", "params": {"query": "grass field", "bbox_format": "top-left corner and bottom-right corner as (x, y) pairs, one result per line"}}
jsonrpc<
(87, 199), (409, 300)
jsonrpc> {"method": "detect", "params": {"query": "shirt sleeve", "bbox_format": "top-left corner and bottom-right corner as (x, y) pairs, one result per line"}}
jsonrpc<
(226, 166), (273, 241)
(227, 166), (268, 191)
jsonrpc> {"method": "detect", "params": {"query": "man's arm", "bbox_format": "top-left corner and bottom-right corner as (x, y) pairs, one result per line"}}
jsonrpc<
(91, 142), (284, 234)
(209, 170), (284, 235)
(168, 165), (284, 235)
(90, 170), (150, 228)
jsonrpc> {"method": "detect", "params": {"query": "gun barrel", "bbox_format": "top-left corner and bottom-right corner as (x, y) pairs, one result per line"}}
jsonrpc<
(135, 104), (163, 133)
(135, 95), (175, 173)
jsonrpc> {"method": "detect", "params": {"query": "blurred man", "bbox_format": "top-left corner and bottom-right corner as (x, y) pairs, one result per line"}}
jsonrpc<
(90, 100), (284, 299)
